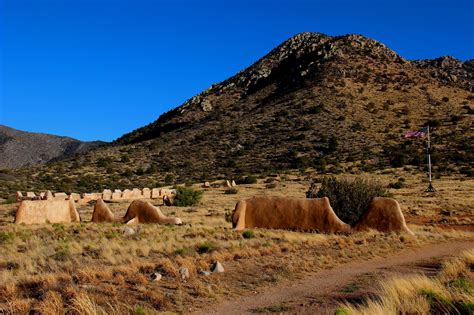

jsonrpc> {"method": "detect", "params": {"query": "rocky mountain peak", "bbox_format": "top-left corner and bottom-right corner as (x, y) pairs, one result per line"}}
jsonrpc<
(413, 56), (474, 91)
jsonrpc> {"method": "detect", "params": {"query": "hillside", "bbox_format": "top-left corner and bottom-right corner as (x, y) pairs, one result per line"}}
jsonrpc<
(0, 125), (105, 169)
(1, 32), (472, 196)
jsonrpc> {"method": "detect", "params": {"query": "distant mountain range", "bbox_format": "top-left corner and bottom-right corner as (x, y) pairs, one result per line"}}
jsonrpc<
(1, 32), (472, 195)
(0, 125), (105, 169)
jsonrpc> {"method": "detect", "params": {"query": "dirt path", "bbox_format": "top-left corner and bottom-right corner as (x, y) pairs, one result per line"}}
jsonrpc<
(193, 239), (474, 315)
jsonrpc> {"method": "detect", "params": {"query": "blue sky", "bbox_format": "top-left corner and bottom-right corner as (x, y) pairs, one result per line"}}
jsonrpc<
(1, 0), (472, 141)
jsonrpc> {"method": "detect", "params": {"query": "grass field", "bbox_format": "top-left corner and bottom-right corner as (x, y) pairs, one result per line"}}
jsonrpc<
(0, 170), (472, 314)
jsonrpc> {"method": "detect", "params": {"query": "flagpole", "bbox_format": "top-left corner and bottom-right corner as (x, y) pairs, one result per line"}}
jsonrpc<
(426, 125), (435, 192)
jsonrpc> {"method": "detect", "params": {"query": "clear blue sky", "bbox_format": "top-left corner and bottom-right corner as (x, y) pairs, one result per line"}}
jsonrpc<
(1, 0), (472, 141)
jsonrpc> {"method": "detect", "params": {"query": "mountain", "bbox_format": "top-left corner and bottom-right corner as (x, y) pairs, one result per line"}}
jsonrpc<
(0, 125), (105, 169)
(1, 32), (472, 195)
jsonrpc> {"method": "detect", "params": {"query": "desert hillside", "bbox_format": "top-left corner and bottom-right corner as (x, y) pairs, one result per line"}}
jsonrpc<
(0, 125), (105, 170)
(0, 32), (472, 196)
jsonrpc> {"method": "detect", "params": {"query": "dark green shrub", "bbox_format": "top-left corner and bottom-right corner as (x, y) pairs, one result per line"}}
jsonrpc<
(2, 195), (16, 204)
(242, 230), (255, 239)
(173, 187), (203, 207)
(197, 241), (218, 254)
(306, 177), (389, 225)
(224, 188), (238, 194)
(388, 179), (405, 189)
(460, 167), (473, 177)
(266, 182), (278, 189)
(164, 174), (174, 185)
(390, 152), (408, 167)
(419, 288), (454, 313)
(236, 176), (257, 184)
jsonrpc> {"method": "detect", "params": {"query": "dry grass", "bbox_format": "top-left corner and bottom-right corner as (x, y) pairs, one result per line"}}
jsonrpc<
(0, 172), (472, 313)
(338, 249), (474, 315)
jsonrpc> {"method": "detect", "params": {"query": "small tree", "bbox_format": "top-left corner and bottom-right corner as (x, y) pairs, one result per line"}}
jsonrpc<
(173, 187), (203, 207)
(306, 177), (389, 225)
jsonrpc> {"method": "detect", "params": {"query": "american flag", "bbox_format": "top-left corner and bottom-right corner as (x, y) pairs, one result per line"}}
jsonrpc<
(404, 127), (428, 138)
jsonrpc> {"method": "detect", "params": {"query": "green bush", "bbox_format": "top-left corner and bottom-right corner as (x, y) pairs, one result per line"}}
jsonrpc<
(306, 177), (389, 225)
(173, 187), (203, 207)
(242, 230), (255, 239)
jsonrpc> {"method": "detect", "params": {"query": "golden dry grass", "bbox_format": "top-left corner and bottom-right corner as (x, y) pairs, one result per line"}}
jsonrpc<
(338, 249), (474, 315)
(0, 172), (472, 313)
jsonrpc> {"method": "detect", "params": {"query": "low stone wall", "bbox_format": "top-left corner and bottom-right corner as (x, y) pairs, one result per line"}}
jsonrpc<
(16, 187), (177, 203)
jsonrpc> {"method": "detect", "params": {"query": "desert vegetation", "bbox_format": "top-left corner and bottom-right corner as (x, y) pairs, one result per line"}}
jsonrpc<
(306, 177), (390, 225)
(338, 249), (474, 314)
(0, 172), (473, 313)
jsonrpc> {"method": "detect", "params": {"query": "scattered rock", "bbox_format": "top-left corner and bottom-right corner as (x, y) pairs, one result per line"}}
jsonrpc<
(123, 227), (136, 236)
(199, 270), (211, 276)
(205, 210), (220, 217)
(179, 267), (190, 280)
(211, 261), (224, 273)
(150, 272), (162, 282)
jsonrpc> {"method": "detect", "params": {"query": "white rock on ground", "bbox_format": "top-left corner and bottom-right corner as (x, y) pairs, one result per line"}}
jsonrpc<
(150, 272), (162, 282)
(123, 227), (135, 236)
(211, 261), (224, 273)
(179, 267), (190, 280)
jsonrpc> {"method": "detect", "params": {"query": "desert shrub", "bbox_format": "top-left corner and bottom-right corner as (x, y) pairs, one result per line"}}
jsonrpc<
(224, 209), (233, 223)
(173, 187), (203, 207)
(0, 231), (15, 244)
(2, 195), (16, 204)
(306, 177), (389, 225)
(236, 176), (257, 184)
(427, 119), (441, 128)
(306, 105), (324, 114)
(460, 167), (473, 177)
(390, 152), (408, 167)
(265, 182), (278, 189)
(224, 188), (238, 194)
(242, 230), (255, 239)
(164, 174), (174, 185)
(388, 178), (405, 189)
(134, 305), (148, 315)
(197, 241), (218, 254)
(175, 247), (194, 256)
(327, 136), (339, 152)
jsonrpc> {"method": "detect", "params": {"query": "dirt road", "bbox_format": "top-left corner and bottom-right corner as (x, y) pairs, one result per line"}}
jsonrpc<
(193, 239), (474, 314)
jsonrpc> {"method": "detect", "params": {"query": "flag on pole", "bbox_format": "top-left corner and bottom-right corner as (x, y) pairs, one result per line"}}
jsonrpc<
(404, 127), (428, 139)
